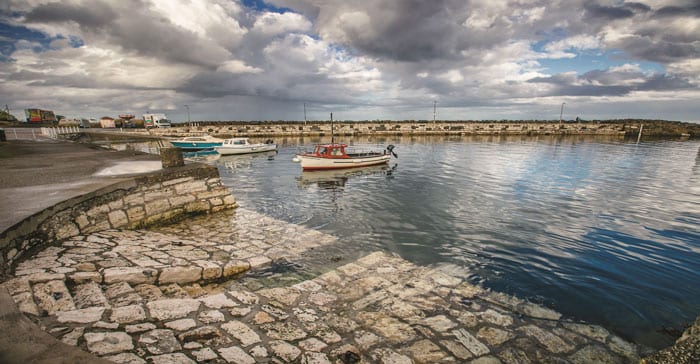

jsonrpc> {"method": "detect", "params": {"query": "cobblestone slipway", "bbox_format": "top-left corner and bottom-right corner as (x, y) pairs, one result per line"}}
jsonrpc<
(2, 208), (641, 363)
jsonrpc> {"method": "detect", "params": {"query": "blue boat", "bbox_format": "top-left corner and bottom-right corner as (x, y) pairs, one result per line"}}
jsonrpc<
(169, 136), (224, 150)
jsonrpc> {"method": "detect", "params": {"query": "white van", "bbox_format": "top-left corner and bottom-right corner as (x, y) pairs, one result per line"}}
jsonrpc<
(155, 119), (172, 128)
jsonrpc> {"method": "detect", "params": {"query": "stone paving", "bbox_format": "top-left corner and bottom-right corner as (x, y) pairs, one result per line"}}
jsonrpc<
(2, 208), (642, 363)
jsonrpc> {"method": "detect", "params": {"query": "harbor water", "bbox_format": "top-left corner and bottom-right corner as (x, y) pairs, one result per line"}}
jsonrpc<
(209, 135), (700, 350)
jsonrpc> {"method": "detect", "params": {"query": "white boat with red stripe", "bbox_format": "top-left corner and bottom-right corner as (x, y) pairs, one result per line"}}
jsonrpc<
(293, 143), (397, 171)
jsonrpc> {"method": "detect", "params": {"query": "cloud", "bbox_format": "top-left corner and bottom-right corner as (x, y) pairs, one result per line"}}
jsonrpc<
(0, 0), (698, 121)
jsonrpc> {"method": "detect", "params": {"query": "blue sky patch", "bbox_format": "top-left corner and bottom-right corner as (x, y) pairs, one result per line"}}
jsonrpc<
(531, 40), (665, 75)
(241, 0), (290, 13)
(0, 21), (84, 61)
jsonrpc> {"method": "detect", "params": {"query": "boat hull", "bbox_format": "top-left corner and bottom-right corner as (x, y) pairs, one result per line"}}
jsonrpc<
(170, 141), (222, 150)
(215, 144), (277, 155)
(296, 154), (390, 171)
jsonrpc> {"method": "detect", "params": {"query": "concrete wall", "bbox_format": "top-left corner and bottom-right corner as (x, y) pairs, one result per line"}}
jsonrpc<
(145, 121), (634, 138)
(0, 164), (236, 278)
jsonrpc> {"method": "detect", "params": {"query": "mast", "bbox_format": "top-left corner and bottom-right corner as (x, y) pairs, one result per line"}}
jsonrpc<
(330, 112), (334, 144)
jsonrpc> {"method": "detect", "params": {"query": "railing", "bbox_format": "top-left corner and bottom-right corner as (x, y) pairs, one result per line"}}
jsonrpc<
(41, 126), (81, 139)
(1, 128), (48, 140)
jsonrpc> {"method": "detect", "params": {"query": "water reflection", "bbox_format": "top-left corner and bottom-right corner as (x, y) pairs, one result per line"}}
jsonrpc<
(215, 151), (277, 170)
(296, 164), (397, 189)
(215, 135), (699, 349)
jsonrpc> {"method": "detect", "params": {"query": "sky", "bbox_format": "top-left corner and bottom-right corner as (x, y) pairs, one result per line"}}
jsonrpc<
(0, 0), (698, 122)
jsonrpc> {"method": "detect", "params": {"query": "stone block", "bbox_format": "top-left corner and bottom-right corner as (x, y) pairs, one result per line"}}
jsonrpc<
(108, 210), (129, 228)
(221, 321), (261, 347)
(13, 291), (40, 316)
(111, 304), (146, 323)
(199, 293), (237, 309)
(198, 310), (225, 323)
(194, 260), (222, 280)
(148, 353), (195, 364)
(56, 307), (105, 323)
(68, 272), (102, 284)
(139, 329), (182, 355)
(144, 190), (173, 203)
(178, 326), (221, 342)
(218, 346), (255, 364)
(192, 348), (218, 362)
(270, 340), (301, 362)
(75, 214), (90, 229)
(145, 199), (170, 216)
(147, 298), (200, 320)
(168, 194), (196, 207)
(84, 332), (134, 355)
(174, 180), (208, 194)
(162, 177), (193, 187)
(32, 280), (76, 315)
(184, 200), (210, 213)
(126, 206), (146, 221)
(161, 147), (184, 168)
(103, 267), (158, 285)
(104, 353), (146, 364)
(165, 318), (197, 331)
(223, 260), (250, 278)
(73, 281), (109, 308)
(158, 266), (202, 284)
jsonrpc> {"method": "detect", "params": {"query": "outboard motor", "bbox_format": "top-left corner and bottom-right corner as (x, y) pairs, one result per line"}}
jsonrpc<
(386, 144), (397, 158)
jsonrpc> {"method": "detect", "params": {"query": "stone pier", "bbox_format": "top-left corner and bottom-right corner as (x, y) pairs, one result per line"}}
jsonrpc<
(2, 209), (642, 363)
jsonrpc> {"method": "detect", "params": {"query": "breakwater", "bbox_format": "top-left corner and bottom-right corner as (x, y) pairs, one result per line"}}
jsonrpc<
(141, 120), (699, 139)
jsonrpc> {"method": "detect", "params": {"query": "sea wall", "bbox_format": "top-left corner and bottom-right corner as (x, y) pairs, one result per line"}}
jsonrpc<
(0, 163), (236, 278)
(140, 120), (698, 138)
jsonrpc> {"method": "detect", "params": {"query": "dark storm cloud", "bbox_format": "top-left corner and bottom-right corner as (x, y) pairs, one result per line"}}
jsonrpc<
(529, 68), (694, 97)
(24, 2), (117, 28)
(653, 5), (700, 18)
(338, 0), (473, 62)
(23, 0), (231, 68)
(583, 1), (635, 20)
(610, 35), (699, 63)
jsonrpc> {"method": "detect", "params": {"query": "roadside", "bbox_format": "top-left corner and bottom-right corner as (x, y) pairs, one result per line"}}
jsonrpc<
(0, 140), (161, 233)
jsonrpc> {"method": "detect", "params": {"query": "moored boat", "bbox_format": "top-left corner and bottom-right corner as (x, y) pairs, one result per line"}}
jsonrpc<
(214, 138), (277, 155)
(293, 143), (396, 171)
(169, 135), (224, 150)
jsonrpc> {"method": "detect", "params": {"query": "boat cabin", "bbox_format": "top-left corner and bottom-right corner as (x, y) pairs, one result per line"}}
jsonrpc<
(311, 144), (348, 158)
(222, 138), (251, 146)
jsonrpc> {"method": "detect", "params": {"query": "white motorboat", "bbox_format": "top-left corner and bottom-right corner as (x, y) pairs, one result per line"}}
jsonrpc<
(169, 135), (224, 150)
(293, 143), (396, 171)
(214, 138), (277, 155)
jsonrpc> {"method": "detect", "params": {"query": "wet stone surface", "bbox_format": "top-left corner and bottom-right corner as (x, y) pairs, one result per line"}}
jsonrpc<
(3, 208), (642, 363)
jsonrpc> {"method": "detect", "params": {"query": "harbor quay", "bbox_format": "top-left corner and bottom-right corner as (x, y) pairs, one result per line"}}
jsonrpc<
(0, 140), (698, 363)
(3, 209), (641, 364)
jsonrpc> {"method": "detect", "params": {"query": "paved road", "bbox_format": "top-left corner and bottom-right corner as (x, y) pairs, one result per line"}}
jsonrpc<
(0, 139), (160, 233)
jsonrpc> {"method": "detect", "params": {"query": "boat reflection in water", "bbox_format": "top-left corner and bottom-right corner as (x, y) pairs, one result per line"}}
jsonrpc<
(296, 163), (397, 189)
(216, 150), (277, 171)
(182, 149), (220, 162)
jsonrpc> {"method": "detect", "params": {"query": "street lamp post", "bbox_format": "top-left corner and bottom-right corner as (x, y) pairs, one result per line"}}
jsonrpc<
(184, 105), (191, 126)
(559, 102), (566, 125)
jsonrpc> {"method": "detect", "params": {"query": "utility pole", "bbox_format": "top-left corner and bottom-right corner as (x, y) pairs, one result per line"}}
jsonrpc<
(433, 100), (437, 128)
(184, 104), (191, 126)
(559, 102), (566, 125)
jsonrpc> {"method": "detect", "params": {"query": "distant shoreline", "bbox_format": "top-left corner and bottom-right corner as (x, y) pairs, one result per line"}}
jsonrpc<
(4, 119), (699, 139)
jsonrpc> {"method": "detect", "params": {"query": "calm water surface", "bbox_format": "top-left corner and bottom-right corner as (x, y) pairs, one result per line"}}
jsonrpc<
(211, 135), (700, 349)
